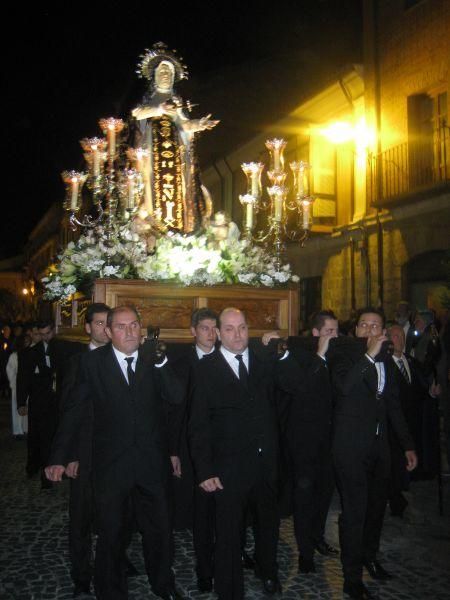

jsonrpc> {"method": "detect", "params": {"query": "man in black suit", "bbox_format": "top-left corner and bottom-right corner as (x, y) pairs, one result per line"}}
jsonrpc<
(276, 310), (339, 575)
(46, 305), (184, 600)
(48, 303), (110, 597)
(330, 308), (417, 600)
(387, 324), (440, 514)
(188, 307), (281, 600)
(17, 319), (79, 489)
(169, 308), (218, 593)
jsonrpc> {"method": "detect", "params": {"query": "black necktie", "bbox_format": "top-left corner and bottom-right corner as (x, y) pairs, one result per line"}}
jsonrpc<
(397, 357), (410, 384)
(125, 357), (135, 386)
(235, 354), (249, 389)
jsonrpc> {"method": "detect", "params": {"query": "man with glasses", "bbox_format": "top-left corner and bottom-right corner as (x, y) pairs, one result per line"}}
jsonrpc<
(330, 308), (417, 600)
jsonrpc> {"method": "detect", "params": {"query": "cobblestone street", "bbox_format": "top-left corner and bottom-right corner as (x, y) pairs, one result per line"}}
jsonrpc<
(1, 396), (449, 600)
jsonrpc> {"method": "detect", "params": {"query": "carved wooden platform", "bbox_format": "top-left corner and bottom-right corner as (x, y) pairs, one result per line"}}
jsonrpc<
(91, 279), (299, 341)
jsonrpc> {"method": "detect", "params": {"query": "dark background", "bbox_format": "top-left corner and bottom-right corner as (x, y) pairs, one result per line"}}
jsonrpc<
(3, 0), (361, 258)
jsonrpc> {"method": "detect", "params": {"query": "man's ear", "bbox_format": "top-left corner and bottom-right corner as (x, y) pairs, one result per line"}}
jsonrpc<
(215, 327), (221, 341)
(105, 327), (112, 340)
(312, 328), (319, 337)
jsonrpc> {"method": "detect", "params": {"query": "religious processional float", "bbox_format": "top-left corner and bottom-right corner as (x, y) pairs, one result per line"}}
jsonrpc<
(42, 43), (315, 333)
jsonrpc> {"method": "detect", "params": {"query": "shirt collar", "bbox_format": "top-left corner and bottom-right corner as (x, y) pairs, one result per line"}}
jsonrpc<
(195, 345), (215, 359)
(112, 345), (138, 364)
(220, 344), (249, 361)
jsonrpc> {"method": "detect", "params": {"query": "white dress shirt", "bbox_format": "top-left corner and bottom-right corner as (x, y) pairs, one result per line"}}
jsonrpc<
(220, 345), (249, 379)
(195, 345), (215, 360)
(112, 346), (138, 384)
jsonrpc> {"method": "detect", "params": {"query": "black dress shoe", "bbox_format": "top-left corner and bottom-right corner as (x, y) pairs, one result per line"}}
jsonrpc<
(73, 582), (91, 597)
(242, 550), (255, 569)
(197, 577), (213, 593)
(298, 556), (316, 573)
(343, 580), (374, 599)
(363, 559), (393, 580)
(261, 577), (282, 595)
(155, 588), (185, 600)
(315, 540), (339, 556)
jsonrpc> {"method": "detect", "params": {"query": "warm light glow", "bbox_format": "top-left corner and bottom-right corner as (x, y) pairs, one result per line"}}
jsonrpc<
(319, 118), (375, 149)
(320, 121), (354, 144)
(22, 288), (29, 295)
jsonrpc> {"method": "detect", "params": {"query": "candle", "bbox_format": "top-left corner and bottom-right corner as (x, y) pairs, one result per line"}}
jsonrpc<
(108, 127), (116, 158)
(274, 192), (283, 222)
(70, 178), (79, 211)
(302, 201), (310, 229)
(251, 171), (259, 198)
(92, 147), (100, 176)
(246, 202), (254, 229)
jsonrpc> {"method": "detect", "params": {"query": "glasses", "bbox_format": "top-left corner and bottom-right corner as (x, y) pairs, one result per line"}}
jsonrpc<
(357, 322), (382, 331)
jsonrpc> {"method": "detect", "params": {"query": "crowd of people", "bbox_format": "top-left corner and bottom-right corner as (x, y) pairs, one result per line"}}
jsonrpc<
(1, 299), (448, 600)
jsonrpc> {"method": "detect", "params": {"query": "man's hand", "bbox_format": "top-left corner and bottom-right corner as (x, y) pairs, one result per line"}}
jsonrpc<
(366, 334), (388, 360)
(18, 406), (27, 417)
(45, 465), (66, 482)
(429, 382), (441, 397)
(65, 461), (79, 479)
(317, 333), (336, 358)
(262, 331), (280, 346)
(405, 450), (418, 472)
(199, 477), (224, 492)
(170, 456), (182, 478)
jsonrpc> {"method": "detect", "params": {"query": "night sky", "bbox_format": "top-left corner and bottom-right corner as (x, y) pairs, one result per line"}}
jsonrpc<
(4, 0), (361, 260)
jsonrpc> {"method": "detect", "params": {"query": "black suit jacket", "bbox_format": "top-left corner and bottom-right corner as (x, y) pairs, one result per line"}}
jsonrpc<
(276, 344), (333, 450)
(49, 342), (183, 489)
(330, 348), (414, 463)
(17, 339), (83, 412)
(188, 348), (279, 485)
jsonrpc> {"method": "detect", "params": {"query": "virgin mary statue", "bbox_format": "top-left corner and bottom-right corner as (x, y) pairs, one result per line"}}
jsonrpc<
(132, 42), (219, 233)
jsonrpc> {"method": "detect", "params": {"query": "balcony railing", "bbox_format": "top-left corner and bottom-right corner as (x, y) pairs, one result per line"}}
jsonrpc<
(368, 125), (450, 206)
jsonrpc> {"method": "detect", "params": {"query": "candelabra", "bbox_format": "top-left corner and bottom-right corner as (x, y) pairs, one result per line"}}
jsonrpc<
(61, 116), (158, 245)
(239, 138), (315, 270)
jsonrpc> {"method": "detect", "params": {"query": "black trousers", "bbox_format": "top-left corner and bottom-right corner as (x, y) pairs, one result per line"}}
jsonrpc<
(213, 454), (279, 600)
(93, 475), (173, 600)
(289, 430), (334, 560)
(334, 437), (390, 583)
(193, 485), (215, 579)
(27, 399), (57, 476)
(69, 476), (94, 587)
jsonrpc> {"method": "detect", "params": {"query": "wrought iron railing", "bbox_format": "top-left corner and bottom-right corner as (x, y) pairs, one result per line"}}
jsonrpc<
(368, 124), (450, 205)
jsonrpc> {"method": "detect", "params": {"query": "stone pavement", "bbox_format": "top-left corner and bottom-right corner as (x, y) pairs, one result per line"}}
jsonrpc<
(1, 395), (449, 600)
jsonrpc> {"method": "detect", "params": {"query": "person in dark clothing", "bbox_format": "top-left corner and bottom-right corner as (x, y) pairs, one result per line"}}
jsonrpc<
(188, 308), (281, 600)
(276, 310), (339, 575)
(329, 308), (417, 600)
(17, 319), (80, 489)
(46, 306), (185, 600)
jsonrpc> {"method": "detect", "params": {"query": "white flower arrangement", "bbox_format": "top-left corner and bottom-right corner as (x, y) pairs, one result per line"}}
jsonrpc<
(42, 221), (299, 301)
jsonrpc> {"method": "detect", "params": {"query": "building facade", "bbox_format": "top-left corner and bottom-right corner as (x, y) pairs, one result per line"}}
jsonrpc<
(201, 0), (449, 327)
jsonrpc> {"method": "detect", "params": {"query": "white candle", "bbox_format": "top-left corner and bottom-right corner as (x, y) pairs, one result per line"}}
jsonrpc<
(251, 171), (259, 198)
(246, 202), (254, 229)
(302, 202), (310, 229)
(108, 128), (116, 158)
(92, 148), (100, 176)
(70, 179), (79, 211)
(274, 193), (283, 222)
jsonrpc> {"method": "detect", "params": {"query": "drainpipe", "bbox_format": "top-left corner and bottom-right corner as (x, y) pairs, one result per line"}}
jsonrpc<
(376, 212), (384, 308)
(350, 237), (356, 311)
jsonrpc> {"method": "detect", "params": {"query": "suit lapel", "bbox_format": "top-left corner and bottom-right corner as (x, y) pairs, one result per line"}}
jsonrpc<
(104, 344), (130, 391)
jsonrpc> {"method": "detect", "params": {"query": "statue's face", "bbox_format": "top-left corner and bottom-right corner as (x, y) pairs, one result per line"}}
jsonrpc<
(155, 61), (174, 92)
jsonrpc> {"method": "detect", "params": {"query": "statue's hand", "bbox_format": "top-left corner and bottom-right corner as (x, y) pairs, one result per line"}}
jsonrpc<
(183, 114), (220, 133)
